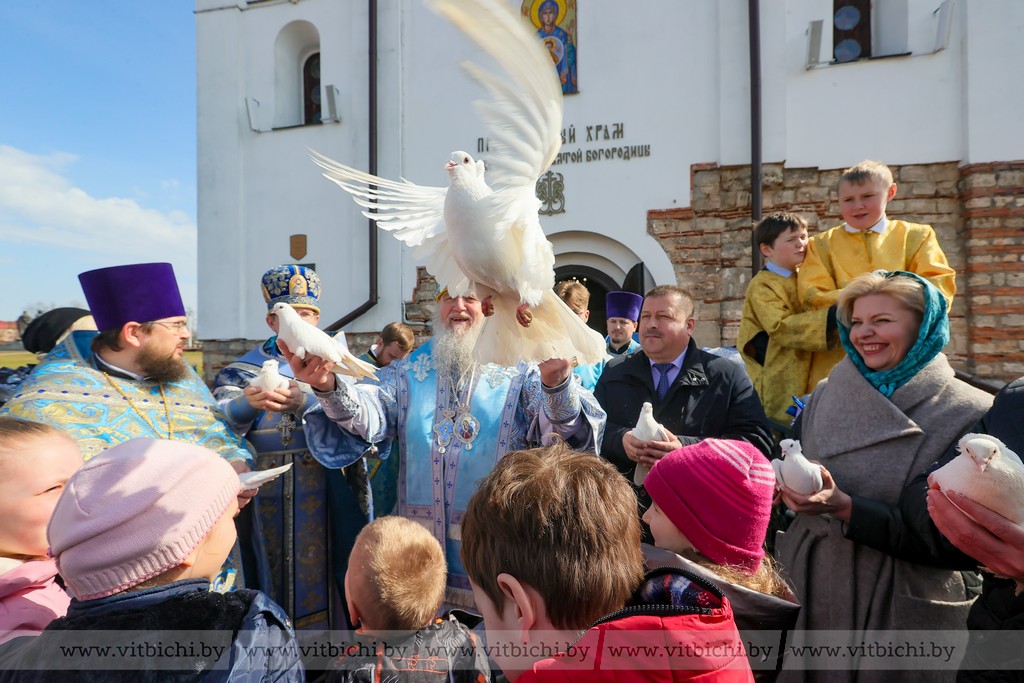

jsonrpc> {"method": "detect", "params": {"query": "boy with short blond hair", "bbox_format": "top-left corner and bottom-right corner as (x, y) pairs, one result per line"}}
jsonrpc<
(345, 516), (446, 631)
(738, 212), (836, 423)
(328, 516), (489, 682)
(797, 159), (956, 377)
(800, 160), (956, 310)
(461, 441), (754, 682)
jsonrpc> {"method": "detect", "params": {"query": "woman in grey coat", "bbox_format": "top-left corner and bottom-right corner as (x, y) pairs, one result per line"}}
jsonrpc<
(774, 271), (993, 683)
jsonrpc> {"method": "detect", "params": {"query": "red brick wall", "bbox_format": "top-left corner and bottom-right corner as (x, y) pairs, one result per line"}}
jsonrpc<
(960, 162), (1024, 379)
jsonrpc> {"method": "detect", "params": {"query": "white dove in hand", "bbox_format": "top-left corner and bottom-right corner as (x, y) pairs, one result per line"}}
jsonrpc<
(929, 433), (1024, 526)
(270, 303), (377, 381)
(773, 438), (824, 495)
(250, 360), (290, 393)
(309, 0), (605, 367)
(632, 402), (669, 485)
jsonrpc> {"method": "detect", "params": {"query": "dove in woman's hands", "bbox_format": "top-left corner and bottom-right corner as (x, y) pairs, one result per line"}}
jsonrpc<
(772, 438), (824, 495)
(929, 433), (1024, 526)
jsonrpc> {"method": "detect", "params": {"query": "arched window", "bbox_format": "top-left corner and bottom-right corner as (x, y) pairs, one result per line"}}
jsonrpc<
(273, 21), (320, 128)
(303, 53), (321, 125)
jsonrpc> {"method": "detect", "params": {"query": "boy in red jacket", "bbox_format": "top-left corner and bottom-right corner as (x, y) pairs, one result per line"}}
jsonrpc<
(460, 441), (754, 682)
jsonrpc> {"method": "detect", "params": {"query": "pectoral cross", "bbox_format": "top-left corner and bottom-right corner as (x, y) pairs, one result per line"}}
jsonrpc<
(277, 412), (296, 447)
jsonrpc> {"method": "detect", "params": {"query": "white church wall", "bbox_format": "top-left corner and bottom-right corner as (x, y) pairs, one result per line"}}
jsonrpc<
(197, 0), (1024, 340)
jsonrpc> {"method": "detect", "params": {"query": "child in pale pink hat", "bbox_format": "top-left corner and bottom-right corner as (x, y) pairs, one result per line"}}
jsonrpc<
(0, 418), (80, 647)
(5, 439), (303, 680)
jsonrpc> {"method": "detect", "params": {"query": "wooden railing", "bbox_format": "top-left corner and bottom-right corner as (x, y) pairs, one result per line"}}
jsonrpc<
(953, 369), (1005, 396)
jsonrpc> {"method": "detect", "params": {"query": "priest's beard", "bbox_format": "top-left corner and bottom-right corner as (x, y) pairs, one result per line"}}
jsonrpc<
(432, 318), (483, 381)
(137, 345), (190, 383)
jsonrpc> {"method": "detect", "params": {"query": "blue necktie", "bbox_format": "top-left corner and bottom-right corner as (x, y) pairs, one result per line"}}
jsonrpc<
(654, 363), (674, 401)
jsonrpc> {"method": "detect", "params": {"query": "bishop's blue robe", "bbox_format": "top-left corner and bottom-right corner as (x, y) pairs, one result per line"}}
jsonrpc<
(304, 339), (606, 609)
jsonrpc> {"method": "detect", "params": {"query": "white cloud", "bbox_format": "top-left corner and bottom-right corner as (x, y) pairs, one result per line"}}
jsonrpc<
(0, 145), (195, 257)
(0, 145), (197, 319)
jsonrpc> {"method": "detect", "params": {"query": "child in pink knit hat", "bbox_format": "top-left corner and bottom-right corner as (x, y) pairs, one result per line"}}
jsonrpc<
(642, 439), (798, 681)
(0, 418), (80, 647)
(3, 438), (304, 680)
(643, 438), (789, 591)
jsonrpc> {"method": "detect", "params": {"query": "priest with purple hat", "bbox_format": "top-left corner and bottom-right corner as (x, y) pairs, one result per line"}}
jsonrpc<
(0, 263), (256, 567)
(605, 291), (642, 356)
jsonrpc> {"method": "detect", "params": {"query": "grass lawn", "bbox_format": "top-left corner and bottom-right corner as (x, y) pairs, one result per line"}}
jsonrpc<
(0, 350), (204, 377)
(0, 351), (34, 368)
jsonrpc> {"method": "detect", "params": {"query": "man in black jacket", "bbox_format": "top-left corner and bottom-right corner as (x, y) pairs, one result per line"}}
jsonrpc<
(594, 284), (773, 479)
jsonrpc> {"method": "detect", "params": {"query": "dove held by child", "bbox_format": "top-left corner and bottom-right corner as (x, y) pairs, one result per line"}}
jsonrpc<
(238, 463), (294, 491)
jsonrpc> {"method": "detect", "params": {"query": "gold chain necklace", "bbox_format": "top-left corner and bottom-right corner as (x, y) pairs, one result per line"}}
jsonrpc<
(102, 372), (175, 440)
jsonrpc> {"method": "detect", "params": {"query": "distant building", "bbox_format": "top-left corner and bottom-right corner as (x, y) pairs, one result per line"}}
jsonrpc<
(196, 0), (1024, 381)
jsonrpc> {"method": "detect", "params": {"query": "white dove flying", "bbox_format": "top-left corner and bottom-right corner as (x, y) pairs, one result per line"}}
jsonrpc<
(250, 360), (291, 393)
(309, 0), (605, 367)
(929, 433), (1024, 526)
(631, 402), (669, 486)
(773, 438), (824, 495)
(270, 303), (377, 381)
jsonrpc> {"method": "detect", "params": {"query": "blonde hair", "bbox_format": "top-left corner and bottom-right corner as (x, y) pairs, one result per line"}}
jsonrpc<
(840, 160), (893, 188)
(836, 271), (926, 327)
(554, 280), (590, 316)
(348, 516), (446, 631)
(682, 549), (791, 600)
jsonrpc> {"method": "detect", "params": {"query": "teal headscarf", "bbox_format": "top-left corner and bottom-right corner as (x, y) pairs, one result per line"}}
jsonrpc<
(838, 271), (950, 398)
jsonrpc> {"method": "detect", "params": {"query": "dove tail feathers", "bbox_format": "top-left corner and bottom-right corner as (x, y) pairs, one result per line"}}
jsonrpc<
(331, 334), (379, 381)
(471, 291), (606, 367)
(336, 354), (379, 381)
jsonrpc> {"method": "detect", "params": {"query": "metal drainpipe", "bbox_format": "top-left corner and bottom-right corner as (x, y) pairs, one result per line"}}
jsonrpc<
(328, 0), (379, 331)
(749, 0), (763, 276)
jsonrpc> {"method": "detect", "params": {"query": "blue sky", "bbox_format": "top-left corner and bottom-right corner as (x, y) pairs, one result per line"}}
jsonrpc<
(0, 2), (197, 321)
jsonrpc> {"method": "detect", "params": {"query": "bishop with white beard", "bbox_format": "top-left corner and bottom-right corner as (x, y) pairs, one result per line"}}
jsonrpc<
(285, 289), (606, 610)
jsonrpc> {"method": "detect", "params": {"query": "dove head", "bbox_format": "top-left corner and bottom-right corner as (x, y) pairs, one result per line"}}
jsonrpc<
(260, 360), (277, 372)
(640, 402), (653, 415)
(444, 151), (484, 180)
(779, 439), (797, 458)
(269, 302), (295, 320)
(961, 436), (1000, 473)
